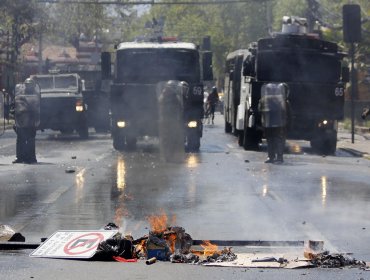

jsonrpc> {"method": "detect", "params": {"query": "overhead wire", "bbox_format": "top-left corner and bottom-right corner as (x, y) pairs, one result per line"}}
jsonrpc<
(37, 0), (271, 5)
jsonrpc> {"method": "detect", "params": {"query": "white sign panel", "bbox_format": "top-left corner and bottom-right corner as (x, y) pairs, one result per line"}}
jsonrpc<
(30, 230), (118, 259)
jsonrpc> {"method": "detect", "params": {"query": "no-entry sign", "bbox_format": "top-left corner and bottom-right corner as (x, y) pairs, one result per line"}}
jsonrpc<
(30, 230), (118, 259)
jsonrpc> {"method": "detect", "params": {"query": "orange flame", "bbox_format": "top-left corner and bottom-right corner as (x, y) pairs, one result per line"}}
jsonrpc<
(147, 210), (176, 234)
(200, 240), (219, 256)
(167, 233), (177, 253)
(147, 210), (168, 234)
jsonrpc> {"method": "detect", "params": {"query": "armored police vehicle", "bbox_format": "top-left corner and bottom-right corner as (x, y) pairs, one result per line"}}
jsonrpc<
(30, 73), (89, 138)
(224, 17), (348, 154)
(102, 37), (213, 152)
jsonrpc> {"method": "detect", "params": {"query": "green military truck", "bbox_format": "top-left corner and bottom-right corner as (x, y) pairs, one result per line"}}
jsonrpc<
(30, 73), (89, 139)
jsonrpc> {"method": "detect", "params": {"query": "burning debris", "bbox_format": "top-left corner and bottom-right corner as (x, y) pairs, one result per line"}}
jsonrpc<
(24, 213), (368, 270)
(302, 240), (365, 269)
(94, 211), (238, 265)
(309, 251), (366, 269)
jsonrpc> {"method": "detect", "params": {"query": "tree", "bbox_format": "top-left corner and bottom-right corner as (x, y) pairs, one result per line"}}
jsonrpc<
(0, 0), (42, 89)
(140, 1), (269, 83)
(47, 2), (108, 47)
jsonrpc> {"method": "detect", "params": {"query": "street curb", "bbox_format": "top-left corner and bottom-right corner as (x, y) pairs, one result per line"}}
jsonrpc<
(339, 147), (368, 158)
(0, 240), (305, 250)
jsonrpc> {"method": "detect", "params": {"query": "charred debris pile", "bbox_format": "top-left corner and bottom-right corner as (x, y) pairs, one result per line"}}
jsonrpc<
(95, 222), (237, 265)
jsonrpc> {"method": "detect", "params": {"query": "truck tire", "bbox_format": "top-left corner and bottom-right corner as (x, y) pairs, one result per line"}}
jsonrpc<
(113, 132), (126, 151)
(186, 130), (200, 153)
(60, 128), (73, 135)
(78, 125), (89, 139)
(225, 120), (232, 133)
(125, 136), (137, 151)
(242, 113), (260, 150)
(238, 130), (244, 146)
(310, 130), (337, 155)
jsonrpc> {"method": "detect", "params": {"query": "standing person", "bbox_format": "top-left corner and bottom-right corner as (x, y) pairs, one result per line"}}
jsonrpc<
(13, 79), (40, 164)
(259, 83), (288, 164)
(206, 86), (219, 124)
(361, 107), (369, 120)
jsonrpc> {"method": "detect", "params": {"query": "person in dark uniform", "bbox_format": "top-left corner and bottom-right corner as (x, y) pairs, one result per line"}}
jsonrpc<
(362, 107), (369, 120)
(259, 83), (288, 164)
(13, 79), (40, 164)
(206, 86), (219, 124)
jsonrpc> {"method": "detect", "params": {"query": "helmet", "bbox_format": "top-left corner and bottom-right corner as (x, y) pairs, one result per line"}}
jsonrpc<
(211, 86), (217, 94)
(24, 78), (36, 94)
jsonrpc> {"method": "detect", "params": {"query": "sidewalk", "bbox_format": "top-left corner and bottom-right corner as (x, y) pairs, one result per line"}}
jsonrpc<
(337, 125), (370, 158)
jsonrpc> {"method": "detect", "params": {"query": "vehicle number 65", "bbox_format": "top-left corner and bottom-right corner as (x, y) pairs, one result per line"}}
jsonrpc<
(335, 87), (344, 96)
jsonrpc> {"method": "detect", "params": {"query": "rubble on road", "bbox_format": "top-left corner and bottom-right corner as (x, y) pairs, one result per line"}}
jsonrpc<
(0, 224), (25, 242)
(310, 251), (366, 269)
(23, 214), (370, 271)
(0, 225), (15, 241)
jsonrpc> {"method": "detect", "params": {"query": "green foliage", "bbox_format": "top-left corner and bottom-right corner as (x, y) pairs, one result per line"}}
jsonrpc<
(1, 0), (370, 84)
(0, 0), (41, 46)
(48, 3), (108, 46)
(141, 1), (269, 81)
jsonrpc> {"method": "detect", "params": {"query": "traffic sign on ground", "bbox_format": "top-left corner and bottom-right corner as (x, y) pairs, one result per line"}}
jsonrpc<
(30, 230), (118, 259)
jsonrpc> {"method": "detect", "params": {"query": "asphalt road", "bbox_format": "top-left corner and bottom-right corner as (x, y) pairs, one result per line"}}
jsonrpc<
(0, 114), (370, 280)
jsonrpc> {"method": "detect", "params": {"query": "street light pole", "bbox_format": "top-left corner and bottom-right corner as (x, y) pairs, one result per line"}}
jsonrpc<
(350, 43), (355, 144)
(342, 4), (361, 144)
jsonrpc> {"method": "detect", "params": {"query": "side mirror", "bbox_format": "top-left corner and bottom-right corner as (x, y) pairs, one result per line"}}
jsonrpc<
(101, 52), (111, 80)
(202, 51), (213, 81)
(81, 79), (86, 91)
(342, 66), (350, 83)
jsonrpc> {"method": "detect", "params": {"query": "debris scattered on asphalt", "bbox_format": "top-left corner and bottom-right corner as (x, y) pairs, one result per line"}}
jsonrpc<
(24, 213), (369, 270)
(146, 257), (157, 265)
(310, 252), (366, 269)
(65, 167), (76, 173)
(0, 225), (15, 241)
(0, 224), (25, 242)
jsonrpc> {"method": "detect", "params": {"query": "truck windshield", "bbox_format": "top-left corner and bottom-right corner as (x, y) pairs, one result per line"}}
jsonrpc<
(55, 75), (78, 89)
(33, 77), (53, 90)
(33, 75), (78, 91)
(257, 51), (341, 83)
(116, 49), (200, 84)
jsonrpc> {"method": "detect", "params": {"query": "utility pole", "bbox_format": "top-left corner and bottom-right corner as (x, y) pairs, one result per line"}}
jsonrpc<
(306, 0), (319, 33)
(265, 0), (273, 36)
(343, 4), (361, 144)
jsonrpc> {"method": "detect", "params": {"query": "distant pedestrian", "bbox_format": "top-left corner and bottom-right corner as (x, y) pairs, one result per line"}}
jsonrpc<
(259, 83), (289, 164)
(361, 107), (369, 120)
(13, 79), (40, 164)
(206, 86), (219, 124)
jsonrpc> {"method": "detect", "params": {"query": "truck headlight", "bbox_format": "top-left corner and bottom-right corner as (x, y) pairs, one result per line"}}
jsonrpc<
(75, 105), (84, 112)
(318, 119), (330, 128)
(117, 121), (126, 128)
(187, 121), (197, 128)
(75, 100), (84, 112)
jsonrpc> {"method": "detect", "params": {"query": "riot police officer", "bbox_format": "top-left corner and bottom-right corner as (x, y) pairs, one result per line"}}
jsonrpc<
(13, 78), (40, 164)
(259, 83), (288, 164)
